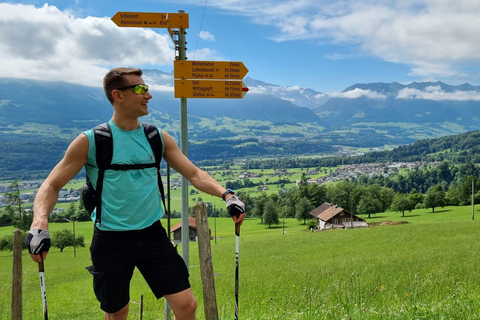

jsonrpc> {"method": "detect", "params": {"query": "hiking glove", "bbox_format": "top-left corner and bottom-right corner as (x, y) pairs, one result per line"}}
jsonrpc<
(25, 229), (51, 255)
(226, 195), (245, 218)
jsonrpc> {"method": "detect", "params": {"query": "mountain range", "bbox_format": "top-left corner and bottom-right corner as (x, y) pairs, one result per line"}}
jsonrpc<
(1, 70), (480, 169)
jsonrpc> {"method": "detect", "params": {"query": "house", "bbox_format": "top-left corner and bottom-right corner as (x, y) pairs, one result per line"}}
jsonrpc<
(170, 216), (211, 243)
(309, 202), (368, 230)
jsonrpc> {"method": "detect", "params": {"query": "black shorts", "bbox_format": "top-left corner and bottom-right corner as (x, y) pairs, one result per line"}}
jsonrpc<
(86, 220), (190, 313)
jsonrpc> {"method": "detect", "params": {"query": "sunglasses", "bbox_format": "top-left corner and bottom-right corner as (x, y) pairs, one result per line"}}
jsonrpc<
(115, 84), (149, 95)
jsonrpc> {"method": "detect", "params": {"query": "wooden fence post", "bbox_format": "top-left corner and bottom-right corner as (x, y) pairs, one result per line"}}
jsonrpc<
(194, 202), (219, 320)
(11, 229), (23, 320)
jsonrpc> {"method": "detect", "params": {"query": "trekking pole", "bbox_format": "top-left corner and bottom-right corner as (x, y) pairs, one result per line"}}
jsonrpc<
(235, 223), (240, 320)
(38, 257), (48, 320)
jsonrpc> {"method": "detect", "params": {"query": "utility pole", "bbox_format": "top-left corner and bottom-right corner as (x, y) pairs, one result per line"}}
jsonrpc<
(472, 177), (475, 220)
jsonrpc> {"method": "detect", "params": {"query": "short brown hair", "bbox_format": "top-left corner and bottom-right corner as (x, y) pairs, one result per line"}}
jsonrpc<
(103, 67), (143, 105)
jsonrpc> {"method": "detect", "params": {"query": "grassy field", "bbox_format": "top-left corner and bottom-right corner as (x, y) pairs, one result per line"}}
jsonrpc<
(1, 206), (480, 319)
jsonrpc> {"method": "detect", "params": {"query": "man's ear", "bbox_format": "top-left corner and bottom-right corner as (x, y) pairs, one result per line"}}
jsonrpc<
(112, 89), (124, 103)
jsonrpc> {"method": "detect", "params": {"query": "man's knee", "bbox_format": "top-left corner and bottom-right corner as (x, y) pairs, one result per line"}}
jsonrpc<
(166, 289), (197, 318)
(176, 294), (197, 315)
(104, 303), (129, 320)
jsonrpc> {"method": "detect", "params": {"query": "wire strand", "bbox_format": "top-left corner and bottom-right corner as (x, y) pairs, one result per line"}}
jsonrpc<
(193, 0), (208, 61)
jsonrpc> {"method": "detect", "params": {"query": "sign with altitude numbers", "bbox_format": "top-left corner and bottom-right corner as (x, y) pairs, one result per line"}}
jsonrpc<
(111, 12), (189, 28)
(174, 60), (248, 80)
(174, 80), (249, 99)
(174, 60), (249, 99)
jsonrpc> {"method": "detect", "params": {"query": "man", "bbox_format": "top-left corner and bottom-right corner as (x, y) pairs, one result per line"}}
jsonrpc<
(26, 67), (246, 320)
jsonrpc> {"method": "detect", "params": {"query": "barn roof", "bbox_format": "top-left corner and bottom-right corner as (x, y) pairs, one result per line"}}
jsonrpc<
(309, 202), (365, 222)
(170, 216), (197, 232)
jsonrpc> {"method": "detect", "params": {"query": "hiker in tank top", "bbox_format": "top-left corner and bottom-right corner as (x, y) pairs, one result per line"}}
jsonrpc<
(26, 67), (246, 320)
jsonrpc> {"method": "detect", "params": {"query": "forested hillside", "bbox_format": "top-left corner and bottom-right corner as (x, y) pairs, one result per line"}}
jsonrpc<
(239, 130), (480, 170)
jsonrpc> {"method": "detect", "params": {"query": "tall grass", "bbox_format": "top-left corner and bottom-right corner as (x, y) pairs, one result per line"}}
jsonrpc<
(1, 206), (480, 319)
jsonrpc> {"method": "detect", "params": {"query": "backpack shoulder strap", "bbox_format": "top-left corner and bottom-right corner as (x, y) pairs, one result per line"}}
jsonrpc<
(142, 123), (163, 166)
(92, 122), (112, 226)
(142, 122), (167, 212)
(93, 122), (113, 170)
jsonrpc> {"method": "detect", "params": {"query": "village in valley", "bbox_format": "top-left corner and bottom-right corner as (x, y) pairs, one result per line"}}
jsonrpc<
(0, 160), (440, 210)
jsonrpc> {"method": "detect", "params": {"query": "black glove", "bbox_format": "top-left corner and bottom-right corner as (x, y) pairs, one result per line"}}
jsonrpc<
(25, 229), (51, 255)
(226, 195), (245, 218)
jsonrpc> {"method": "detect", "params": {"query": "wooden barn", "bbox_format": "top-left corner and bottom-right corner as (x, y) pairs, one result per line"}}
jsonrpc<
(170, 216), (210, 243)
(309, 202), (368, 230)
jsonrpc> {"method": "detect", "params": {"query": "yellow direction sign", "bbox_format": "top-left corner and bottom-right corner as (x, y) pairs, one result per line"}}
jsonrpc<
(111, 12), (189, 29)
(174, 60), (249, 80)
(175, 80), (249, 99)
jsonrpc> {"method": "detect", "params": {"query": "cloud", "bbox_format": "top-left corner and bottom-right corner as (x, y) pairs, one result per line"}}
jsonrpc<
(330, 88), (386, 99)
(181, 0), (480, 80)
(0, 3), (176, 87)
(199, 30), (215, 41)
(397, 86), (480, 101)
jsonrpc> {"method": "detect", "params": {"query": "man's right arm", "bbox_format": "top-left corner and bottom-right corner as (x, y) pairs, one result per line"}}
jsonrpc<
(28, 134), (89, 262)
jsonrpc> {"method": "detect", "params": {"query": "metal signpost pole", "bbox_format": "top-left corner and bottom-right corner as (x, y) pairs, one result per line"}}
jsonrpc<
(177, 11), (190, 267)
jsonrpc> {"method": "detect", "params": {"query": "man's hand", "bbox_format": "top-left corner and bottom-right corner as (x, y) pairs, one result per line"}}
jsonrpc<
(226, 195), (246, 225)
(25, 229), (51, 262)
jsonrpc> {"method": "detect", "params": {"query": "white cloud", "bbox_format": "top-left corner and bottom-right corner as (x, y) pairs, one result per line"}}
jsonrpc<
(199, 30), (215, 41)
(0, 3), (177, 87)
(330, 88), (386, 99)
(397, 86), (480, 101)
(179, 0), (480, 80)
(150, 84), (174, 92)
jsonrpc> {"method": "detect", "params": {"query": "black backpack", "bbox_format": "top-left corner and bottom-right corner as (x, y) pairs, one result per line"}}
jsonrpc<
(81, 122), (166, 226)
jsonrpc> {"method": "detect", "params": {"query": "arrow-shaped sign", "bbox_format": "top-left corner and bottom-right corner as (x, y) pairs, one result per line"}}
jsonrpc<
(174, 60), (249, 80)
(175, 80), (249, 99)
(111, 12), (189, 29)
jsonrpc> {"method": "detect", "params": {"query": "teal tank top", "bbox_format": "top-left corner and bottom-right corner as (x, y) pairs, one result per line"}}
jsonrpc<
(83, 120), (165, 231)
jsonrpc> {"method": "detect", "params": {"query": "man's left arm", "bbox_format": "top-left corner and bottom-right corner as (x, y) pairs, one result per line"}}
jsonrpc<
(162, 130), (246, 224)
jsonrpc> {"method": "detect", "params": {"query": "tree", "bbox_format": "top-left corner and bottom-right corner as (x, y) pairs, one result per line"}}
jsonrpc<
(424, 184), (446, 212)
(51, 229), (85, 252)
(357, 194), (382, 218)
(0, 232), (27, 251)
(327, 180), (360, 214)
(252, 193), (269, 223)
(306, 184), (327, 208)
(5, 180), (23, 219)
(263, 199), (279, 228)
(408, 191), (424, 208)
(76, 200), (91, 221)
(4, 180), (32, 231)
(391, 194), (413, 217)
(66, 201), (77, 219)
(295, 197), (314, 224)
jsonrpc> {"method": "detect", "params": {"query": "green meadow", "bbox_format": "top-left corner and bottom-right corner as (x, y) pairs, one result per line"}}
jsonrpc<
(1, 205), (480, 319)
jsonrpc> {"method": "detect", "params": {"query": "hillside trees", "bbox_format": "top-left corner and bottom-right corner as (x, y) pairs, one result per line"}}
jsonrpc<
(51, 229), (85, 252)
(391, 193), (415, 217)
(357, 195), (383, 218)
(263, 199), (279, 228)
(424, 185), (446, 212)
(295, 197), (314, 224)
(2, 180), (32, 230)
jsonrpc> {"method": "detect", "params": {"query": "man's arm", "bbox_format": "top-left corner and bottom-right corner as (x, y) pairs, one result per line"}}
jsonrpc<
(162, 130), (245, 224)
(28, 134), (89, 262)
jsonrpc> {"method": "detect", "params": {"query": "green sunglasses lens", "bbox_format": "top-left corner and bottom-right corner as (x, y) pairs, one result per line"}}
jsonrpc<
(133, 85), (148, 94)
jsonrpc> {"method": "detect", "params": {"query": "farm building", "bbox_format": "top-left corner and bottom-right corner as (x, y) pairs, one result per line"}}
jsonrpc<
(309, 202), (368, 230)
(170, 216), (211, 243)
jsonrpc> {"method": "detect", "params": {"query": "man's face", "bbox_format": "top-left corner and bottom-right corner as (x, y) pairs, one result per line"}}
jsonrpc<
(115, 74), (153, 117)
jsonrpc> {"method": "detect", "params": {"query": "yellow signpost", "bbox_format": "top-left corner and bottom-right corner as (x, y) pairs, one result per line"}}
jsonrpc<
(174, 79), (249, 99)
(111, 12), (189, 28)
(174, 60), (249, 80)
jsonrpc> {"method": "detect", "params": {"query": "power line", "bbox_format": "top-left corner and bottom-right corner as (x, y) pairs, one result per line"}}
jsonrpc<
(193, 0), (208, 60)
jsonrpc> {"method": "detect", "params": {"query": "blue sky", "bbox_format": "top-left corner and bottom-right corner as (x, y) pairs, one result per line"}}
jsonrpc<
(2, 0), (480, 94)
